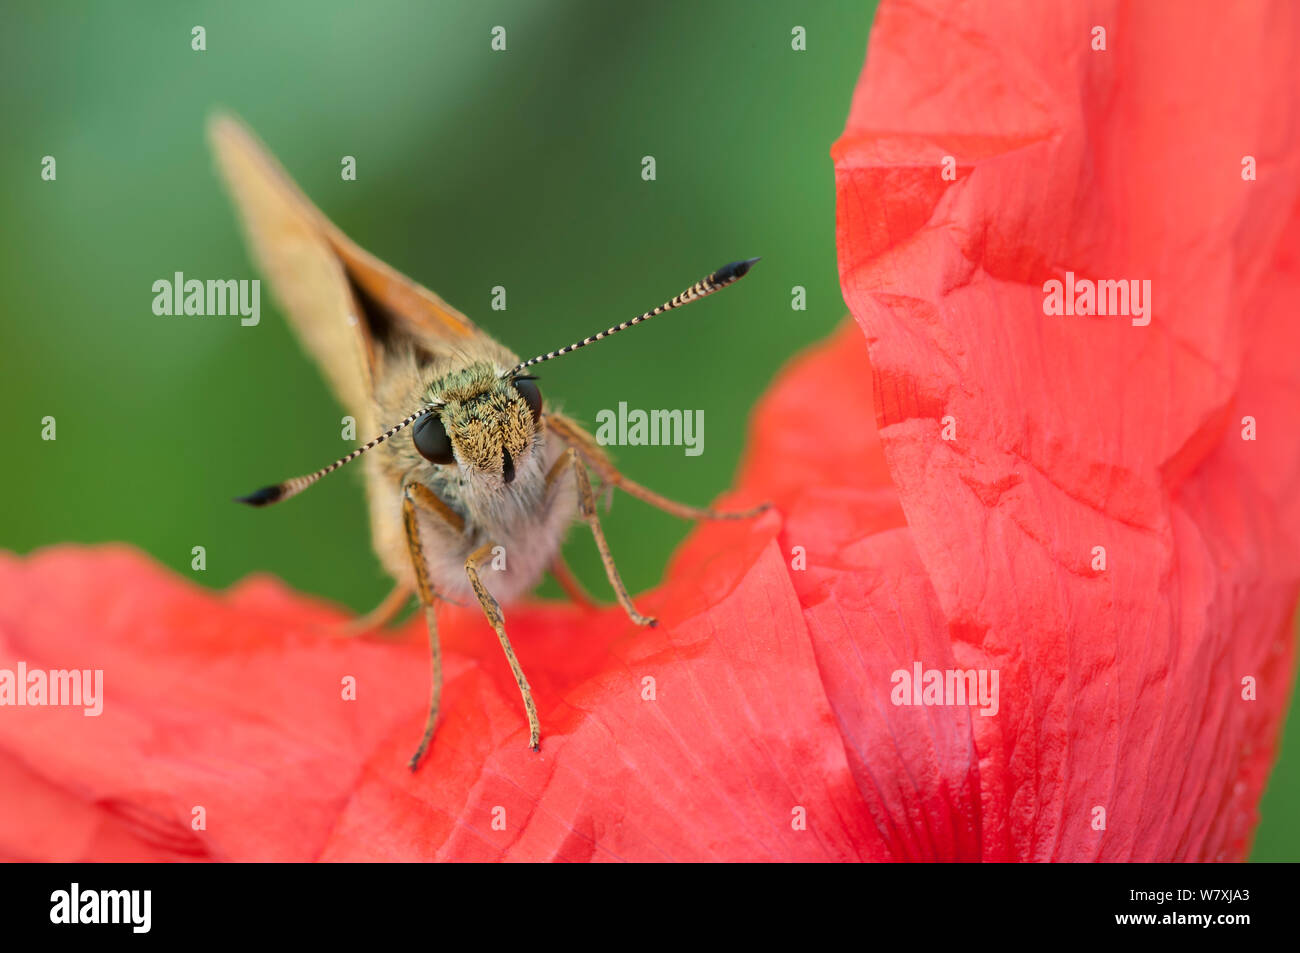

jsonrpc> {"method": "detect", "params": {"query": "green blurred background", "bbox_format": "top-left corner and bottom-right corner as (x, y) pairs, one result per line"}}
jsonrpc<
(1, 0), (1295, 861)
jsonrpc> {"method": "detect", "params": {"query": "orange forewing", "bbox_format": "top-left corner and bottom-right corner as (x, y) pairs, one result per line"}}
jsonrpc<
(207, 113), (482, 430)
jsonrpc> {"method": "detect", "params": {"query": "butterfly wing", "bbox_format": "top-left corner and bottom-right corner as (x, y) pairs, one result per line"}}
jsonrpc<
(207, 113), (488, 432)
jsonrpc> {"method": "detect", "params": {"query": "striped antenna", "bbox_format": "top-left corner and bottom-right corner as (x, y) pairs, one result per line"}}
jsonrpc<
(502, 257), (760, 378)
(235, 406), (433, 507)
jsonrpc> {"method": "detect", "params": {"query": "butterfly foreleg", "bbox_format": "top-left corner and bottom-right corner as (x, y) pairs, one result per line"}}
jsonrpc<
(402, 481), (456, 771)
(546, 446), (657, 628)
(549, 553), (598, 609)
(337, 582), (412, 638)
(465, 542), (542, 751)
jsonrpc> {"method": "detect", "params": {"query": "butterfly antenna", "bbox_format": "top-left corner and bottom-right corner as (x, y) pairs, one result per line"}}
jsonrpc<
(235, 407), (433, 507)
(502, 257), (760, 378)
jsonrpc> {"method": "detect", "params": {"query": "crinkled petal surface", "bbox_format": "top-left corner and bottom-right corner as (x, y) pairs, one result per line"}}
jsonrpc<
(833, 0), (1300, 860)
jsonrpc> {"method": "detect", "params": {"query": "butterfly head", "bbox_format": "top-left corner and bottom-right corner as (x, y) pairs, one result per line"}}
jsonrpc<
(412, 362), (543, 486)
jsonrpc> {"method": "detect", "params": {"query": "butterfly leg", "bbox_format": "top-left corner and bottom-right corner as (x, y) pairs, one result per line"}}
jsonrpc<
(547, 412), (769, 521)
(466, 542), (542, 751)
(337, 582), (412, 637)
(547, 447), (657, 628)
(549, 553), (598, 609)
(402, 482), (452, 771)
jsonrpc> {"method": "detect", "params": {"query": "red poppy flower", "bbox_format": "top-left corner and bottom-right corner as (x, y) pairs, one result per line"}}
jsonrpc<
(3, 0), (1298, 863)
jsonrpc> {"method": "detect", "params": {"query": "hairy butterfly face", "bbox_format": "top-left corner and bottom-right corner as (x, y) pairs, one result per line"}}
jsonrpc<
(414, 363), (544, 485)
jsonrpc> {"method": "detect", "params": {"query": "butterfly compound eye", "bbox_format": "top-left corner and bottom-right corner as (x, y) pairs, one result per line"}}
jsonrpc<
(412, 412), (455, 465)
(515, 377), (543, 423)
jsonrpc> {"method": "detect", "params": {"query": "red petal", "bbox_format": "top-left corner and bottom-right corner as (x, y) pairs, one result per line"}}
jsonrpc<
(0, 527), (878, 860)
(834, 0), (1300, 859)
